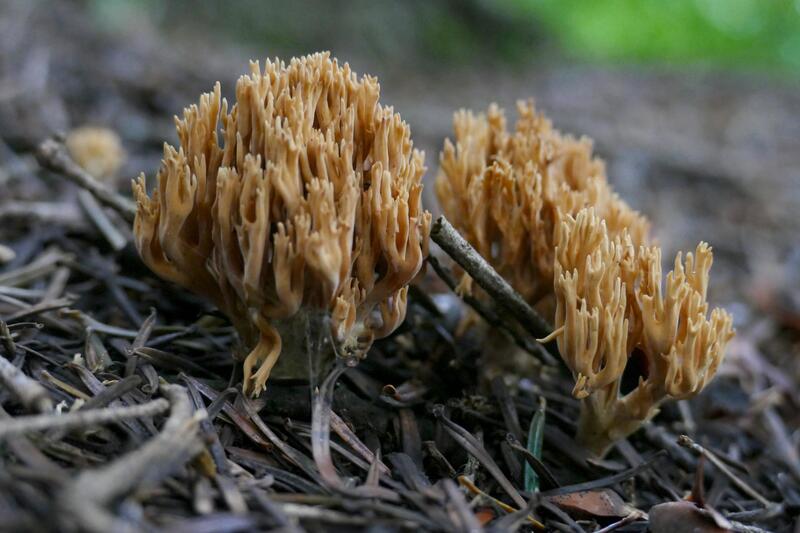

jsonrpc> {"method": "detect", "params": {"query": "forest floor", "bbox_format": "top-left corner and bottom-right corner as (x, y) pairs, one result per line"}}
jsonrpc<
(1, 2), (798, 532)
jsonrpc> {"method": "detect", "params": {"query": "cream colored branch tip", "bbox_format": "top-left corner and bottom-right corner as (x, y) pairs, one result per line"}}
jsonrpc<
(133, 53), (431, 396)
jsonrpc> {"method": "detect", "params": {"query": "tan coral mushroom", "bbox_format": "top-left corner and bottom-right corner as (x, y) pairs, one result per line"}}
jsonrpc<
(436, 101), (648, 306)
(543, 208), (734, 456)
(437, 100), (733, 455)
(132, 53), (431, 397)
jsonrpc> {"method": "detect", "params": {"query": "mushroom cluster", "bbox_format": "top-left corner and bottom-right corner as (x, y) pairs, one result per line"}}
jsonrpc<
(436, 101), (648, 304)
(133, 53), (431, 396)
(437, 101), (733, 455)
(544, 208), (734, 455)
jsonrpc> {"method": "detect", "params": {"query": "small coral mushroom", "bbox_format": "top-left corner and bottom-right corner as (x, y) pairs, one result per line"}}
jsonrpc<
(437, 101), (733, 455)
(133, 53), (431, 396)
(542, 208), (734, 455)
(436, 101), (648, 305)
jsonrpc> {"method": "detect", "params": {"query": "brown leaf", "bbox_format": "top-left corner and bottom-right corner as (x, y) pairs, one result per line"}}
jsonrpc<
(474, 508), (496, 526)
(649, 501), (731, 533)
(547, 488), (636, 519)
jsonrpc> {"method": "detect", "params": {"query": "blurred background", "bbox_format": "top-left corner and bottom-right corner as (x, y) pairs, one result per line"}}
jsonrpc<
(1, 0), (799, 320)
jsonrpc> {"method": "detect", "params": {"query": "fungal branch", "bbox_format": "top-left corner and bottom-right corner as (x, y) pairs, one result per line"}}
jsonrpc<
(133, 53), (431, 396)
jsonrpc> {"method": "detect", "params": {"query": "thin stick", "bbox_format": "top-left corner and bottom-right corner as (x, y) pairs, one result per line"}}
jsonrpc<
(430, 216), (558, 363)
(428, 255), (553, 364)
(433, 404), (527, 508)
(0, 321), (53, 413)
(677, 435), (774, 508)
(77, 190), (128, 251)
(35, 138), (136, 223)
(0, 397), (169, 440)
(593, 511), (645, 533)
(57, 384), (205, 533)
(506, 433), (560, 490)
(0, 247), (66, 287)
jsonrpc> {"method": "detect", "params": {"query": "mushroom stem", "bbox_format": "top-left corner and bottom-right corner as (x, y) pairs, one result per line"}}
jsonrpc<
(304, 310), (331, 391)
(575, 388), (616, 457)
(575, 387), (655, 457)
(241, 310), (333, 397)
(242, 319), (282, 398)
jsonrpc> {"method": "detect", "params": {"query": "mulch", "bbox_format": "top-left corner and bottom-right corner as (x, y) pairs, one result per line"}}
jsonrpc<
(0, 2), (798, 532)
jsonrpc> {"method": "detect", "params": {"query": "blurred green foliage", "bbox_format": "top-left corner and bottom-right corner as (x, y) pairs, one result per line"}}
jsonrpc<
(88, 0), (800, 75)
(504, 0), (800, 74)
(87, 0), (541, 69)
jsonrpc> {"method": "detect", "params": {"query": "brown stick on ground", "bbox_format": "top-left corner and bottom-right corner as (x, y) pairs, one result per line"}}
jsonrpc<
(430, 216), (559, 365)
(57, 384), (206, 533)
(35, 138), (136, 223)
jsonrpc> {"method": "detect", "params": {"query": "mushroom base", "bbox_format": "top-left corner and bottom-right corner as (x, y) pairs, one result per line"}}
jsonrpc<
(575, 388), (657, 458)
(236, 310), (333, 396)
(271, 311), (331, 382)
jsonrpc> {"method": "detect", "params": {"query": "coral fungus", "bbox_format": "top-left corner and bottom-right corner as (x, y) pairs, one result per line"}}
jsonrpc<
(436, 101), (648, 305)
(544, 208), (734, 455)
(133, 53), (431, 396)
(437, 101), (733, 455)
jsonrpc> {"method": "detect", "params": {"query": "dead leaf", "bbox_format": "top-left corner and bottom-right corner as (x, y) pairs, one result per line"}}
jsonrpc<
(474, 508), (495, 526)
(547, 488), (637, 520)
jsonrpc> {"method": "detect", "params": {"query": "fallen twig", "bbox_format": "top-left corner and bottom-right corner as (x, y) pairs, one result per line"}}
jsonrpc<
(428, 254), (551, 363)
(0, 321), (52, 413)
(77, 190), (128, 251)
(430, 216), (558, 365)
(677, 435), (775, 508)
(35, 138), (136, 223)
(57, 384), (206, 533)
(0, 395), (168, 439)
